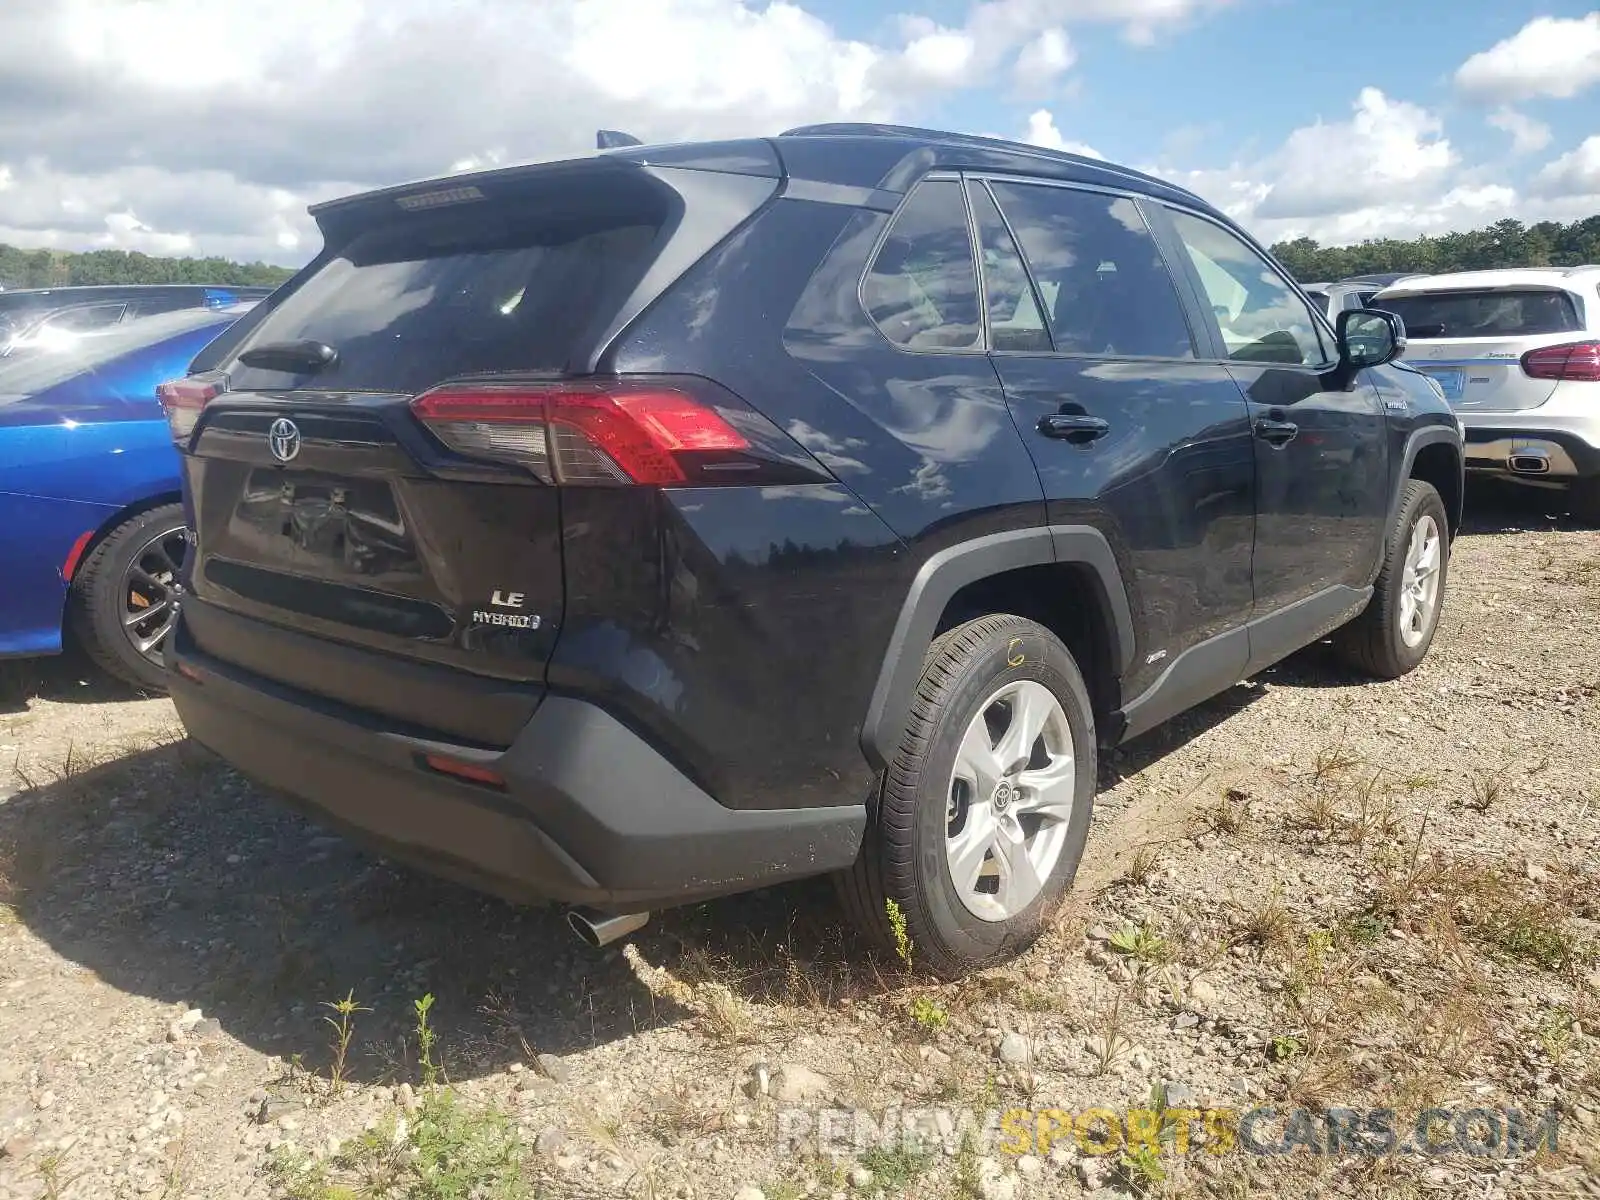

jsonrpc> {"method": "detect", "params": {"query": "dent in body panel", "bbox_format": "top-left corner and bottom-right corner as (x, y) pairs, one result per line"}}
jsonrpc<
(551, 483), (904, 812)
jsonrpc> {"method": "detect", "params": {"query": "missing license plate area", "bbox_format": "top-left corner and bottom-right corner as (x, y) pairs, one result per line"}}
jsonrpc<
(236, 471), (415, 577)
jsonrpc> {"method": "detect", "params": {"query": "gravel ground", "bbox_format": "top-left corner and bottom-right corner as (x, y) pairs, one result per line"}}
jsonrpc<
(1, 484), (1597, 1200)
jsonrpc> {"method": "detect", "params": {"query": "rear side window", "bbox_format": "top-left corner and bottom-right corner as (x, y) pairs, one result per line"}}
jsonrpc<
(226, 181), (670, 394)
(988, 182), (1195, 359)
(1379, 290), (1582, 339)
(968, 182), (1050, 352)
(863, 181), (981, 351)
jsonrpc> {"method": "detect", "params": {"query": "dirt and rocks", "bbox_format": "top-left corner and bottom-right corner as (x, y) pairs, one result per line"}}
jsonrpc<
(1, 486), (1597, 1200)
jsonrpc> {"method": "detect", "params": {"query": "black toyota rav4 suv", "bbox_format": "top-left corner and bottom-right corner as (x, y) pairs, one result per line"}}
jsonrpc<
(161, 124), (1462, 978)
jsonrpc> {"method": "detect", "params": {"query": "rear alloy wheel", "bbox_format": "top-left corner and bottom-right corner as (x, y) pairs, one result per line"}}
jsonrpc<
(69, 502), (189, 692)
(1335, 479), (1449, 679)
(836, 614), (1096, 979)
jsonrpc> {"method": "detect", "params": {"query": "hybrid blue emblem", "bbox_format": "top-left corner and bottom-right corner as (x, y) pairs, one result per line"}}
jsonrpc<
(268, 417), (301, 463)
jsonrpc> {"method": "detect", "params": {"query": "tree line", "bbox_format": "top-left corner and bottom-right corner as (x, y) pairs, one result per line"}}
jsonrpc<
(1272, 216), (1600, 283)
(4, 211), (1598, 293)
(0, 244), (295, 290)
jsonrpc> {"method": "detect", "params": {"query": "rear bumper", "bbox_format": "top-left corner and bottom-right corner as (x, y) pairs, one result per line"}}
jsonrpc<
(167, 620), (865, 911)
(1458, 403), (1600, 481)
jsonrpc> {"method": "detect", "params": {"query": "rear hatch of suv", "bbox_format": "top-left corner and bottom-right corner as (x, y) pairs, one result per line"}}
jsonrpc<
(168, 153), (781, 744)
(1384, 284), (1586, 412)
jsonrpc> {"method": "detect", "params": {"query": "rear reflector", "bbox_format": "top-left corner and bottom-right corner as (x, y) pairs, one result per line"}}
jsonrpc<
(61, 530), (96, 582)
(421, 753), (506, 788)
(1521, 340), (1600, 383)
(410, 378), (751, 485)
(157, 376), (224, 442)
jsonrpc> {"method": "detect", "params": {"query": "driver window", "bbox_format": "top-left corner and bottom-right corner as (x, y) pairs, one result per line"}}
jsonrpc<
(1167, 211), (1326, 366)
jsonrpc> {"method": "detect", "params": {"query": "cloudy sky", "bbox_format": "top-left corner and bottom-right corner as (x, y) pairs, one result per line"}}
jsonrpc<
(1, 0), (1597, 265)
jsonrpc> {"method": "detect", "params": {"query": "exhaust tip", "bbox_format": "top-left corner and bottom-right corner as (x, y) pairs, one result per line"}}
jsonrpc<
(1507, 454), (1550, 475)
(567, 907), (650, 948)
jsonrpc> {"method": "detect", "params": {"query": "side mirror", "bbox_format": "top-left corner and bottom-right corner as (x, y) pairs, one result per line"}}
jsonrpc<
(1336, 308), (1405, 370)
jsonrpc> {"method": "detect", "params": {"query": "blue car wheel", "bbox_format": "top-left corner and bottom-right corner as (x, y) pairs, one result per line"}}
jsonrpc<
(68, 502), (188, 691)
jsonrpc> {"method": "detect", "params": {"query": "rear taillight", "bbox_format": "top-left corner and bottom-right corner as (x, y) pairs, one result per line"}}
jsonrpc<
(157, 376), (223, 442)
(409, 378), (753, 485)
(1521, 340), (1600, 382)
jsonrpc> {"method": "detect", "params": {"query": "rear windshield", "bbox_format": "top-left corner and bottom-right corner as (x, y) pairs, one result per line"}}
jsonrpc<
(0, 307), (239, 402)
(1382, 289), (1582, 339)
(225, 181), (670, 394)
(1303, 289), (1330, 309)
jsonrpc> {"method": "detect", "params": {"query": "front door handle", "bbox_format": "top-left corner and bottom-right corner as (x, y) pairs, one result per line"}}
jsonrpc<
(1038, 413), (1111, 443)
(1255, 418), (1298, 447)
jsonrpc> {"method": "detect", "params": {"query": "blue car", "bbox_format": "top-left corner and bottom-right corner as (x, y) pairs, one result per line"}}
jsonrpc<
(0, 305), (250, 689)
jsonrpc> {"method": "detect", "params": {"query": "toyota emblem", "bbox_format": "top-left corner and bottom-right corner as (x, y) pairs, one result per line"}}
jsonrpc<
(268, 417), (301, 463)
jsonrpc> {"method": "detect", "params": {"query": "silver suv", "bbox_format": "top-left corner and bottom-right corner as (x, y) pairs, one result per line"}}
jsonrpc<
(1374, 267), (1600, 524)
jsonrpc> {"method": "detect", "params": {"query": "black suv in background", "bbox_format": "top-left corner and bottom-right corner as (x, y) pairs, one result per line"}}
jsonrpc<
(161, 125), (1462, 977)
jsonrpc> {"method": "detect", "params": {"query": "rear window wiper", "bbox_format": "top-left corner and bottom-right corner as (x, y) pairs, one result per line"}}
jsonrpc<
(237, 339), (338, 374)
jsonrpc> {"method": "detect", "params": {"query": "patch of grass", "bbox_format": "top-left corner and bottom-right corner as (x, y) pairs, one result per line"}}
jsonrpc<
(322, 990), (369, 1098)
(953, 1133), (983, 1199)
(886, 898), (913, 970)
(1116, 1142), (1166, 1194)
(1292, 788), (1338, 833)
(1241, 885), (1295, 951)
(270, 1089), (530, 1200)
(1465, 772), (1502, 812)
(1473, 905), (1593, 972)
(1312, 743), (1361, 784)
(858, 1144), (931, 1193)
(696, 980), (754, 1044)
(413, 993), (439, 1087)
(1088, 991), (1130, 1076)
(1339, 909), (1389, 946)
(1270, 1034), (1302, 1062)
(1109, 920), (1171, 964)
(1122, 844), (1161, 886)
(908, 995), (948, 1031)
(1203, 787), (1251, 836)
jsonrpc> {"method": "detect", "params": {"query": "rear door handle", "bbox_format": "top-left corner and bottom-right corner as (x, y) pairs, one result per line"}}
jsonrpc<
(1255, 418), (1298, 447)
(1038, 414), (1110, 443)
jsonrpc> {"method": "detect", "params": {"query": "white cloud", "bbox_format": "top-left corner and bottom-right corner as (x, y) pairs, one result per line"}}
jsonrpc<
(1456, 13), (1600, 101)
(1532, 136), (1600, 199)
(1487, 107), (1552, 155)
(4, 0), (1240, 261)
(1153, 88), (1528, 247)
(1021, 110), (1102, 159)
(1014, 28), (1077, 90)
(1255, 88), (1454, 220)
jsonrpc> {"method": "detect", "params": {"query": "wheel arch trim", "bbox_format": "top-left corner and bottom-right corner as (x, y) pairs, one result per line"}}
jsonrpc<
(859, 525), (1135, 770)
(1394, 425), (1464, 534)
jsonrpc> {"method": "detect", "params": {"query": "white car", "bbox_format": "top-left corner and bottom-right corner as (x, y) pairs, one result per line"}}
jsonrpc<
(1374, 267), (1600, 524)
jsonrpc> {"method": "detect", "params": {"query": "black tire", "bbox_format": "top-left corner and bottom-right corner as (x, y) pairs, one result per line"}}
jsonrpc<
(1569, 478), (1600, 528)
(835, 615), (1097, 980)
(1335, 480), (1449, 679)
(68, 503), (188, 692)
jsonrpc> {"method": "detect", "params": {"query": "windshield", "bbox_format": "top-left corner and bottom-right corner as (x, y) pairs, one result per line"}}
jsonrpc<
(1381, 289), (1581, 339)
(0, 307), (243, 401)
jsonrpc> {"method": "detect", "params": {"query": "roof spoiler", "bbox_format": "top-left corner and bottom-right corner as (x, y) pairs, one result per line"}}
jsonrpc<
(597, 129), (643, 150)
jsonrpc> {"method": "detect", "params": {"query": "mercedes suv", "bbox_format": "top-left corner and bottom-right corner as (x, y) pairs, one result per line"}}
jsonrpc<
(160, 125), (1462, 977)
